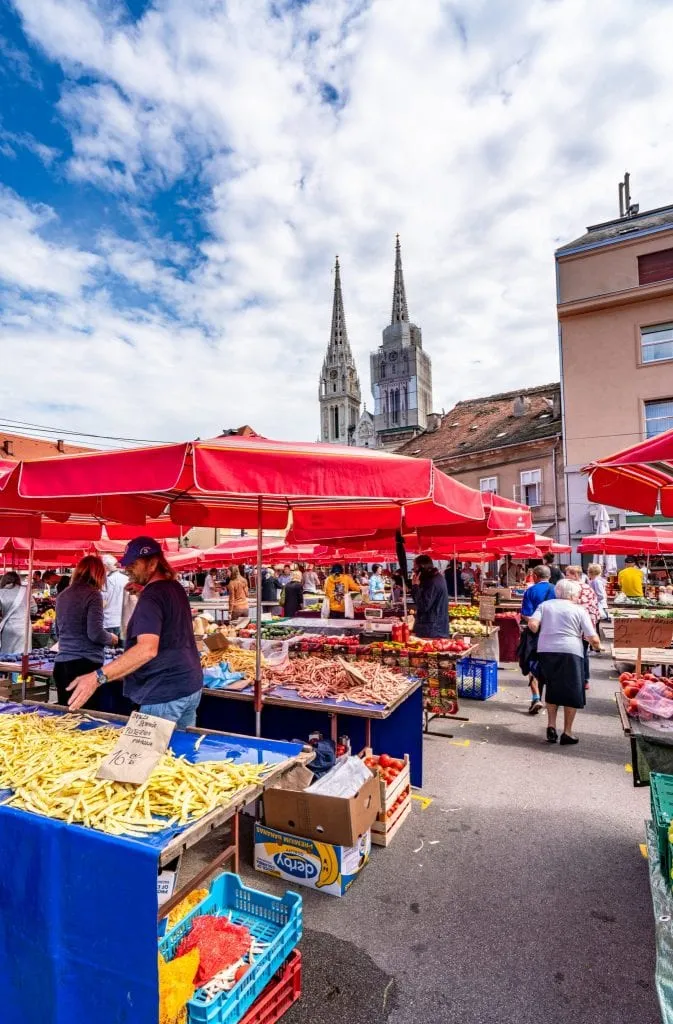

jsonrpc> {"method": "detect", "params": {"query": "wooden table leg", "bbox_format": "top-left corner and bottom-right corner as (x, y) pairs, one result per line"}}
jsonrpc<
(157, 813), (241, 921)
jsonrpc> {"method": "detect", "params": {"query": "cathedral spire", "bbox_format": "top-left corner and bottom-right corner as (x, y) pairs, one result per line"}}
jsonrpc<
(329, 256), (352, 355)
(390, 235), (409, 325)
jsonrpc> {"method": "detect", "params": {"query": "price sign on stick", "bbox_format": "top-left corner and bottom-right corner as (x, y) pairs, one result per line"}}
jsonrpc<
(479, 597), (496, 622)
(614, 618), (673, 650)
(97, 712), (175, 785)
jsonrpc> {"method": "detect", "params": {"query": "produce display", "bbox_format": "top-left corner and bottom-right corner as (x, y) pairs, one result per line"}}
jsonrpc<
(237, 624), (304, 640)
(261, 657), (410, 705)
(201, 647), (265, 674)
(619, 671), (673, 717)
(366, 637), (473, 655)
(0, 712), (269, 836)
(614, 609), (673, 620)
(449, 619), (489, 637)
(32, 607), (55, 634)
(362, 751), (406, 784)
(449, 604), (479, 619)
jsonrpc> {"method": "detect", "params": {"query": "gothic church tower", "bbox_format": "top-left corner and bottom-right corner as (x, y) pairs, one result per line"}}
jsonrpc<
(370, 237), (433, 449)
(319, 258), (362, 444)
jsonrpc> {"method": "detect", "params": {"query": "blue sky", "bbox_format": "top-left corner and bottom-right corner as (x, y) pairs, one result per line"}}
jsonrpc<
(1, 0), (672, 445)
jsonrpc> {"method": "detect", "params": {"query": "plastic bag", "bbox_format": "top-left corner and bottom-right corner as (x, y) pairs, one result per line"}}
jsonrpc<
(320, 597), (330, 619)
(308, 754), (373, 797)
(631, 682), (673, 719)
(344, 593), (355, 619)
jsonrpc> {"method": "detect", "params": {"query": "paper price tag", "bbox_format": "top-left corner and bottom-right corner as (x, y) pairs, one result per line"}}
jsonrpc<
(97, 711), (175, 785)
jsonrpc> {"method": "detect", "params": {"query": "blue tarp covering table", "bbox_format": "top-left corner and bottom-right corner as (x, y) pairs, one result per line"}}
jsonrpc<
(198, 679), (424, 787)
(0, 702), (305, 1024)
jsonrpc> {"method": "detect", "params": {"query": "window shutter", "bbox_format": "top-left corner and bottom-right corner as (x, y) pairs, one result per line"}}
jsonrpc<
(638, 248), (673, 286)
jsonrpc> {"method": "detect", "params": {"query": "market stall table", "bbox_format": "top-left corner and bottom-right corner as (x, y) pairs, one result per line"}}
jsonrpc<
(0, 701), (308, 1024)
(199, 678), (424, 786)
(614, 689), (673, 787)
(612, 647), (673, 670)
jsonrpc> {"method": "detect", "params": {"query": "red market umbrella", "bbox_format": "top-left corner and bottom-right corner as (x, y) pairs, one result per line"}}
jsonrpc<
(14, 435), (485, 531)
(583, 426), (673, 516)
(578, 527), (673, 555)
(13, 435), (486, 732)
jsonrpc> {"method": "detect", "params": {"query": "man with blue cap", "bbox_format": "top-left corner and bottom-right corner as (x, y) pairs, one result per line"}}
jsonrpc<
(67, 537), (203, 727)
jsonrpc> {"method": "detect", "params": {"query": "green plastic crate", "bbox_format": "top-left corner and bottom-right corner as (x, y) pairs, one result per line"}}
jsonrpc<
(650, 773), (673, 878)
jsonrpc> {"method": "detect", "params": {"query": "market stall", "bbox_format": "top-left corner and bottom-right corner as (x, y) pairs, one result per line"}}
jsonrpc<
(0, 700), (307, 1024)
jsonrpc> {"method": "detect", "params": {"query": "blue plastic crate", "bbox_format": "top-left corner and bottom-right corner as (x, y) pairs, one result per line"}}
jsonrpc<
(457, 657), (498, 700)
(159, 873), (302, 1024)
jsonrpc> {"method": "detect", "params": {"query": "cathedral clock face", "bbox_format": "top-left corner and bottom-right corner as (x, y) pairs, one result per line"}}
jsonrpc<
(330, 369), (338, 379)
(389, 351), (398, 361)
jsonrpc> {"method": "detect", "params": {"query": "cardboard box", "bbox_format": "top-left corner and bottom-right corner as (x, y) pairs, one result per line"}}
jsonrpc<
(204, 631), (230, 652)
(254, 823), (371, 897)
(262, 764), (381, 847)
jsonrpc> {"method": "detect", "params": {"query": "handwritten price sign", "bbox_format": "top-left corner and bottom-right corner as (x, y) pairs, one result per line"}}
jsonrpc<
(97, 712), (175, 785)
(614, 618), (673, 650)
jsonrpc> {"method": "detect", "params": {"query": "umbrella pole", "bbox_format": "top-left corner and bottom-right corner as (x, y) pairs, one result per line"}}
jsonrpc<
(453, 560), (458, 600)
(255, 497), (263, 738)
(21, 538), (34, 700)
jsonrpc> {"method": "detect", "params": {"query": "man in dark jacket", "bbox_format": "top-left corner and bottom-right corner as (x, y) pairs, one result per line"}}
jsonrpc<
(412, 555), (449, 638)
(543, 552), (563, 585)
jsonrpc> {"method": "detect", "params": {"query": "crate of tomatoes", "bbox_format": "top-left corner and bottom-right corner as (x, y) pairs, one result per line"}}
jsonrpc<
(360, 749), (411, 846)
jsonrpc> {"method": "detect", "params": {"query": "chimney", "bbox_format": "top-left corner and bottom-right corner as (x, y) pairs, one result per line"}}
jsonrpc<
(57, 439), (65, 453)
(512, 395), (531, 418)
(2, 439), (13, 456)
(425, 413), (442, 433)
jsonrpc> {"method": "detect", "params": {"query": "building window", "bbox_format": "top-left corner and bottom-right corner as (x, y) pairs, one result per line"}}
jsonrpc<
(479, 476), (498, 494)
(520, 469), (542, 507)
(639, 248), (673, 287)
(390, 389), (400, 425)
(332, 406), (339, 439)
(645, 398), (673, 438)
(641, 323), (673, 364)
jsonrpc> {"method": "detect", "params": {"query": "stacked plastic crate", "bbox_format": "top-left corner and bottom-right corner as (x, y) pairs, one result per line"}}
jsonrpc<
(159, 873), (302, 1024)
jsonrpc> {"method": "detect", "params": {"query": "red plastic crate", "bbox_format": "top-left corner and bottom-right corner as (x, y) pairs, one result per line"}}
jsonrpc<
(239, 951), (302, 1024)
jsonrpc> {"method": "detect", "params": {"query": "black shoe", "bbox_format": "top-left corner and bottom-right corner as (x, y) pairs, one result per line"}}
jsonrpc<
(546, 726), (558, 743)
(560, 733), (579, 745)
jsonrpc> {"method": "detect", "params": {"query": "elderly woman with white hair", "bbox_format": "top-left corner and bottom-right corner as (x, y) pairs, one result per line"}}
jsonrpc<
(528, 579), (602, 745)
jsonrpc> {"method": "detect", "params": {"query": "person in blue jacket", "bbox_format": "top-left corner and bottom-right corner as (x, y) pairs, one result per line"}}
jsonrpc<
(411, 555), (449, 638)
(520, 564), (556, 714)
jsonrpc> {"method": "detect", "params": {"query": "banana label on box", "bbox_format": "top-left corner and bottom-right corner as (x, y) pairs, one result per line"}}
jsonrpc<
(254, 824), (370, 897)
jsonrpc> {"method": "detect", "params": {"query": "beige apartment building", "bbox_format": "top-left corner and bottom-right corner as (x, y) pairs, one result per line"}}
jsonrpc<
(397, 383), (566, 540)
(556, 184), (673, 547)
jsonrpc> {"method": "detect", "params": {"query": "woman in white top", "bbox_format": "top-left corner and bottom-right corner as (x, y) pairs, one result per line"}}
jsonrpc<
(0, 572), (35, 654)
(201, 569), (220, 600)
(528, 579), (601, 746)
(587, 563), (609, 620)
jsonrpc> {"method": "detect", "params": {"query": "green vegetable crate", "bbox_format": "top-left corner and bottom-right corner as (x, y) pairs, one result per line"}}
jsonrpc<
(649, 773), (673, 880)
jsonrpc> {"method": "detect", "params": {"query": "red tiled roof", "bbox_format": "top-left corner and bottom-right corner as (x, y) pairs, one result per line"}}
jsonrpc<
(0, 432), (92, 461)
(397, 383), (562, 463)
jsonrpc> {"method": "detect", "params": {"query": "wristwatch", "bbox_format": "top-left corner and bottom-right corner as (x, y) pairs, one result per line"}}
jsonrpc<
(95, 668), (108, 687)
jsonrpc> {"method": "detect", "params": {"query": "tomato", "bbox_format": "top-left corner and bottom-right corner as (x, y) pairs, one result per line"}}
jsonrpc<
(619, 672), (635, 684)
(623, 685), (641, 699)
(389, 758), (405, 770)
(378, 754), (392, 769)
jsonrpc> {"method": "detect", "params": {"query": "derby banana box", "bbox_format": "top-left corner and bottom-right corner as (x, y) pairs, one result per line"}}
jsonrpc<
(254, 823), (371, 898)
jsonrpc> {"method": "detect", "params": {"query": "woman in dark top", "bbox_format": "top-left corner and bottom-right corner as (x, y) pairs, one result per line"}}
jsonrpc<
(412, 555), (449, 639)
(54, 556), (118, 706)
(282, 570), (304, 619)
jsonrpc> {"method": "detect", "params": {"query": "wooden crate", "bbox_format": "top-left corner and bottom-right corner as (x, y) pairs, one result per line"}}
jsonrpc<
(371, 796), (412, 847)
(360, 748), (410, 811)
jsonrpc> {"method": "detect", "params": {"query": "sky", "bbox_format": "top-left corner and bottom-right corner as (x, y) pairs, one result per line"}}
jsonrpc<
(1, 0), (672, 447)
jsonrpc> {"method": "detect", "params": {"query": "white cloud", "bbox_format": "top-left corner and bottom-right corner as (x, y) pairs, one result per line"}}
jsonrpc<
(4, 0), (673, 444)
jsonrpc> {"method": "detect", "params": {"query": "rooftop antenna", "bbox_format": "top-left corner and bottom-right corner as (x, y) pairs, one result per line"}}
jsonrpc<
(619, 172), (639, 218)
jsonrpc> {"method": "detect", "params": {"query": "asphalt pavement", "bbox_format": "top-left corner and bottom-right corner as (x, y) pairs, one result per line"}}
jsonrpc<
(185, 653), (661, 1024)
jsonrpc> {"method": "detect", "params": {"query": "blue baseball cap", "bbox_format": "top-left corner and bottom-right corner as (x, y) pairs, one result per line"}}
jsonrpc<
(120, 536), (163, 567)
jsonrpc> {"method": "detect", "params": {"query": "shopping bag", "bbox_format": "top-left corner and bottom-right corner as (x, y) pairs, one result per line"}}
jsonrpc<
(320, 597), (330, 618)
(344, 593), (355, 618)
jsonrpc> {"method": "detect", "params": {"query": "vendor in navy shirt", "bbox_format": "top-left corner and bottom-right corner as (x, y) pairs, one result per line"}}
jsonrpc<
(67, 537), (203, 728)
(521, 564), (557, 618)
